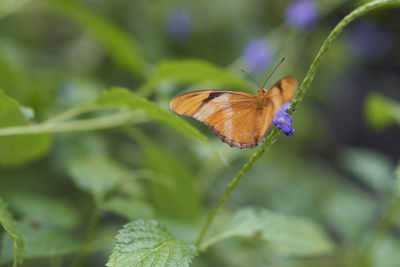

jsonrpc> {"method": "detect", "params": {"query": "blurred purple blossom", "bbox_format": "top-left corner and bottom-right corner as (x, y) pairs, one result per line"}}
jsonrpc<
(286, 0), (319, 29)
(273, 103), (295, 136)
(242, 38), (273, 73)
(165, 8), (192, 40)
(348, 21), (392, 60)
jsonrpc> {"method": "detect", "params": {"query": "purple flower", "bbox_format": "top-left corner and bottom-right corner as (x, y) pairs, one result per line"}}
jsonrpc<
(273, 103), (295, 136)
(242, 38), (273, 73)
(165, 8), (192, 40)
(348, 21), (392, 60)
(286, 0), (319, 29)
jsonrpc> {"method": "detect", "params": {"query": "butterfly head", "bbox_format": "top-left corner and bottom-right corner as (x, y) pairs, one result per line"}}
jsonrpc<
(258, 87), (268, 95)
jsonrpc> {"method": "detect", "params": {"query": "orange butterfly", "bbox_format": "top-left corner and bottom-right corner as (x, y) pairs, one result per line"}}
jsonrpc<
(170, 77), (297, 148)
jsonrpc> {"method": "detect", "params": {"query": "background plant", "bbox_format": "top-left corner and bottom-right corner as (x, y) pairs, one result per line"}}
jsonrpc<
(0, 0), (399, 266)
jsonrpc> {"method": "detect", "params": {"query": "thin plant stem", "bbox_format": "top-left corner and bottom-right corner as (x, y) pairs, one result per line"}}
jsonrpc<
(42, 104), (102, 124)
(0, 110), (147, 136)
(71, 207), (101, 267)
(195, 0), (400, 249)
(194, 128), (279, 247)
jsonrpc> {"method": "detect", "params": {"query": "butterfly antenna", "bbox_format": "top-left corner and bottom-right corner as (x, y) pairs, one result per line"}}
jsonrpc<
(262, 57), (285, 89)
(241, 69), (261, 88)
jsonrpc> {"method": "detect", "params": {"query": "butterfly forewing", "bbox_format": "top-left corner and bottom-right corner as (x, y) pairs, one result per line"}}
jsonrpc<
(170, 77), (297, 148)
(170, 90), (255, 117)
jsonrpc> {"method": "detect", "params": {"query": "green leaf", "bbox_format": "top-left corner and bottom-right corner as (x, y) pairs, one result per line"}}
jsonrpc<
(66, 155), (128, 200)
(44, 0), (148, 77)
(372, 236), (400, 267)
(0, 199), (24, 267)
(138, 59), (249, 96)
(339, 147), (394, 193)
(323, 188), (376, 239)
(107, 220), (197, 267)
(129, 129), (202, 222)
(93, 87), (207, 142)
(0, 0), (31, 18)
(0, 220), (81, 263)
(0, 90), (51, 167)
(7, 193), (80, 230)
(201, 207), (333, 256)
(102, 196), (154, 220)
(364, 92), (400, 130)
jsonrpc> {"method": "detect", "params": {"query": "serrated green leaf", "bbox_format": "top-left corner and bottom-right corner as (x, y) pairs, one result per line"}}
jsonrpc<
(0, 198), (24, 267)
(43, 0), (147, 77)
(364, 92), (400, 130)
(92, 87), (207, 142)
(138, 59), (249, 96)
(107, 220), (197, 267)
(0, 220), (81, 263)
(0, 90), (51, 167)
(201, 207), (333, 256)
(66, 155), (128, 200)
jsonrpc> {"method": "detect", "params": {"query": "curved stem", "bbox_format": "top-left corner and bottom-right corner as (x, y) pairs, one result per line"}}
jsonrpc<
(291, 0), (400, 111)
(71, 206), (101, 267)
(195, 0), (400, 248)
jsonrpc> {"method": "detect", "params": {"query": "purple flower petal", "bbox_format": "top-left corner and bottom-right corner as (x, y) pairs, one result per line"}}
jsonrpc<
(348, 21), (392, 60)
(286, 0), (319, 29)
(273, 102), (295, 136)
(165, 9), (192, 40)
(281, 103), (291, 112)
(242, 38), (273, 73)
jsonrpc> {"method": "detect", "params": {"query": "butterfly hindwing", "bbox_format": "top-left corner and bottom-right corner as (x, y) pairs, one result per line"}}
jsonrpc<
(171, 90), (262, 148)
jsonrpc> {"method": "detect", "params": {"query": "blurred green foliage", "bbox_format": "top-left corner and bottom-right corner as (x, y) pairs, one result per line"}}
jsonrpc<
(0, 0), (399, 266)
(0, 199), (24, 267)
(0, 90), (51, 166)
(364, 92), (400, 130)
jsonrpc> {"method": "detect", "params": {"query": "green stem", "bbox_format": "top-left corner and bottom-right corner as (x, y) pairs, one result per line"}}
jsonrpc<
(71, 207), (101, 267)
(292, 0), (400, 112)
(194, 128), (280, 247)
(0, 110), (147, 136)
(195, 0), (400, 249)
(42, 104), (101, 124)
